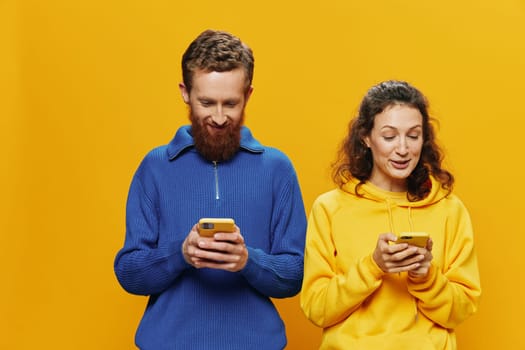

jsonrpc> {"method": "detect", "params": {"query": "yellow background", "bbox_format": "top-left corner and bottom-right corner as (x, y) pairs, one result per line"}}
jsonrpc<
(2, 0), (524, 348)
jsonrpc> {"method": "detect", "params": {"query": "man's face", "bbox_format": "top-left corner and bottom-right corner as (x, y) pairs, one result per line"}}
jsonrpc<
(179, 68), (253, 162)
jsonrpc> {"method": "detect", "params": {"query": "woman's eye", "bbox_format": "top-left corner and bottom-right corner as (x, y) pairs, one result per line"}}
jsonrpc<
(383, 136), (395, 141)
(408, 135), (420, 140)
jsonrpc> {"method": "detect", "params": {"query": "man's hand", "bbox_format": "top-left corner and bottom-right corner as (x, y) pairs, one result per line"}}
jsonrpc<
(182, 224), (248, 272)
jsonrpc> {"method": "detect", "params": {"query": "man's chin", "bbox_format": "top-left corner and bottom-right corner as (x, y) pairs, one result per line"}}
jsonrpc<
(200, 147), (239, 162)
(194, 134), (240, 162)
(190, 116), (242, 162)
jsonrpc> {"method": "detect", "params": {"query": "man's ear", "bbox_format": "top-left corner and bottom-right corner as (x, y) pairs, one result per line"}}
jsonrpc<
(245, 86), (254, 102)
(179, 83), (190, 104)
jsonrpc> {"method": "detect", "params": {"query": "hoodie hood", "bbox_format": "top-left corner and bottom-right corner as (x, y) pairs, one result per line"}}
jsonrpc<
(341, 175), (449, 207)
(341, 175), (450, 234)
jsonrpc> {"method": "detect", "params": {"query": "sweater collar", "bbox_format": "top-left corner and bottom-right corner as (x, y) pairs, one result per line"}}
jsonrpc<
(167, 125), (264, 160)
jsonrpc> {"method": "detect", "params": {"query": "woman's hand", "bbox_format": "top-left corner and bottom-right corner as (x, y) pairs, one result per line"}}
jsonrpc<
(407, 238), (433, 278)
(373, 233), (427, 273)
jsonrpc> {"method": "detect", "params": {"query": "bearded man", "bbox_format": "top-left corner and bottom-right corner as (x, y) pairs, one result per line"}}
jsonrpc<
(114, 29), (307, 350)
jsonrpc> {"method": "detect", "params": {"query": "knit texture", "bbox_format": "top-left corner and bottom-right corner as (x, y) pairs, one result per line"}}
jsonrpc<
(115, 126), (307, 350)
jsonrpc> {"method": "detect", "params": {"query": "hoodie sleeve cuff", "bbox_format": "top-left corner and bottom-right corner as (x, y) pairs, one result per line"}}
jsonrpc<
(364, 254), (386, 279)
(407, 264), (437, 287)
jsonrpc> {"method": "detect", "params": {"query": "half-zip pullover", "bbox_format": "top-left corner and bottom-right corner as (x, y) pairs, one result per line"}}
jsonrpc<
(115, 125), (307, 350)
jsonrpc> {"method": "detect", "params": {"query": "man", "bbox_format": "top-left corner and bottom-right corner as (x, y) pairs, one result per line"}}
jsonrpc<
(114, 29), (307, 350)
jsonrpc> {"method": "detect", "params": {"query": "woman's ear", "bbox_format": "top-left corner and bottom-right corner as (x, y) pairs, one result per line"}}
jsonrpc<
(362, 137), (370, 148)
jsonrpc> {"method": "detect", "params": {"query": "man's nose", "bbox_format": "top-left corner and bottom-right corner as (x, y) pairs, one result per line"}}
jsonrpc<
(211, 106), (227, 125)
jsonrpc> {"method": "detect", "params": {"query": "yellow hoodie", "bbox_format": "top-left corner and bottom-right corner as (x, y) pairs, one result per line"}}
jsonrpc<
(300, 176), (481, 350)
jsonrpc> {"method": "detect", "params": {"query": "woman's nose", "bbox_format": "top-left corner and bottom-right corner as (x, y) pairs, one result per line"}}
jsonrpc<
(396, 140), (409, 154)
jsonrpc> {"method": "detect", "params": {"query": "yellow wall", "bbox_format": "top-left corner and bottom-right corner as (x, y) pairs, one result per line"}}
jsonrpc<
(2, 0), (524, 348)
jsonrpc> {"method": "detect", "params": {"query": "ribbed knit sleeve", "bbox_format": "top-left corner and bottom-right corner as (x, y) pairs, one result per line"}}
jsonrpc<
(114, 154), (189, 296)
(240, 167), (306, 298)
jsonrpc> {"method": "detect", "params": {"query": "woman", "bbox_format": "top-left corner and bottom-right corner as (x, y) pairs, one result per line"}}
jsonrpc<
(300, 80), (481, 349)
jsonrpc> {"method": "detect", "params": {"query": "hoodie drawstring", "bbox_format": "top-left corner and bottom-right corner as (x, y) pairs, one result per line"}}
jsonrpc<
(385, 200), (414, 234)
(385, 200), (418, 324)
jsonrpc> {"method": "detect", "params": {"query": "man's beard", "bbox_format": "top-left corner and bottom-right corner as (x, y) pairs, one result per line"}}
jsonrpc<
(190, 112), (243, 162)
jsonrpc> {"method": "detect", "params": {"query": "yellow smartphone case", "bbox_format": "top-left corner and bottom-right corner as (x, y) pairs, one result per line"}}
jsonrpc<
(397, 232), (429, 248)
(198, 218), (235, 237)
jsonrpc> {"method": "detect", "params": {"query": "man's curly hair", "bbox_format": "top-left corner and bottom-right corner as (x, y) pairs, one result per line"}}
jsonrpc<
(181, 29), (254, 93)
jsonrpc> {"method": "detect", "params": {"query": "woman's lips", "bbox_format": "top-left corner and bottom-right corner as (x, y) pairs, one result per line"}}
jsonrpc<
(391, 159), (410, 169)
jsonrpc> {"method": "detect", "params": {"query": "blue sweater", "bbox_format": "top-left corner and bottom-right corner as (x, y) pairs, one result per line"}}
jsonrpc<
(114, 126), (307, 350)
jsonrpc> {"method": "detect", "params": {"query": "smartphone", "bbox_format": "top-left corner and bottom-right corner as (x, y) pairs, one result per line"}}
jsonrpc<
(198, 218), (235, 237)
(396, 232), (429, 248)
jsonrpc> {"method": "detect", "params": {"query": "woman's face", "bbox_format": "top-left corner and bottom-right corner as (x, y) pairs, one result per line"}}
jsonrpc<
(363, 104), (424, 192)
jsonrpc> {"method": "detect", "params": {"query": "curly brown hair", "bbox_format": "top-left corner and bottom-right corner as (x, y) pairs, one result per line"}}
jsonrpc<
(181, 29), (254, 94)
(332, 80), (454, 201)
